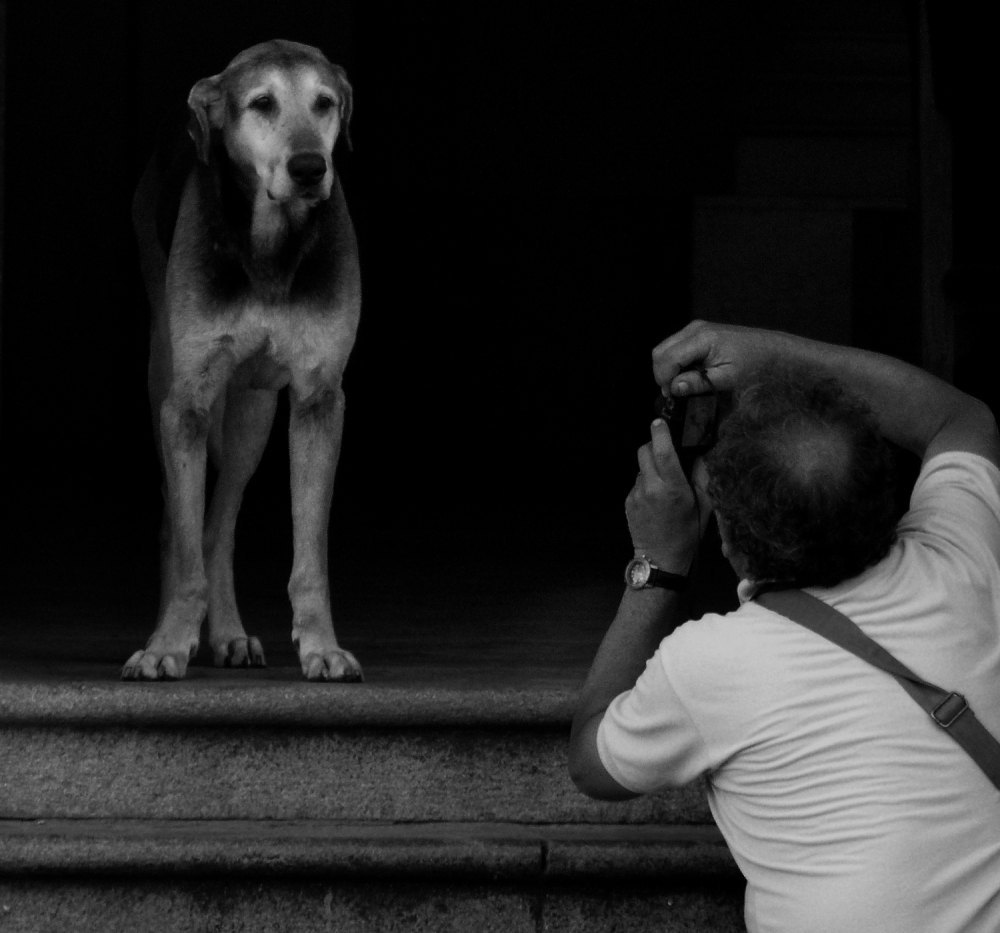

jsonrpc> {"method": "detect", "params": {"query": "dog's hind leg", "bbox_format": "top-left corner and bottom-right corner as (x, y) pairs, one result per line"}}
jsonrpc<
(203, 386), (277, 667)
(287, 377), (362, 682)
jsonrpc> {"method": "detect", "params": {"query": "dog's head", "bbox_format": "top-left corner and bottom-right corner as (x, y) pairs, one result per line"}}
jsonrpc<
(188, 40), (352, 204)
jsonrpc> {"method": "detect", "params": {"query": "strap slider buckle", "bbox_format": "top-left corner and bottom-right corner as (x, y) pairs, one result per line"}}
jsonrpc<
(931, 692), (969, 729)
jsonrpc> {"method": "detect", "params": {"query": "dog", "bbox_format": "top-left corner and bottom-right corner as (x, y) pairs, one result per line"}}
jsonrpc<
(124, 40), (363, 682)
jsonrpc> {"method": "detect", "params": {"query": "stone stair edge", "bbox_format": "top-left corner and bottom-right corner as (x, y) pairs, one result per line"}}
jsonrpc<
(0, 679), (579, 729)
(694, 194), (908, 212)
(738, 122), (910, 138)
(0, 818), (739, 882)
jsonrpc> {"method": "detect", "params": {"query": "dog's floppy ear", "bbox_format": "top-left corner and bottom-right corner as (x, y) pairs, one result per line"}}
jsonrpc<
(330, 65), (354, 152)
(187, 75), (226, 163)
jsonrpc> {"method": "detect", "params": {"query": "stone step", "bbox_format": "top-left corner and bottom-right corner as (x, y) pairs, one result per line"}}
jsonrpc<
(0, 819), (736, 881)
(764, 0), (907, 36)
(0, 821), (743, 932)
(0, 875), (745, 933)
(737, 75), (911, 136)
(0, 673), (708, 825)
(734, 136), (910, 200)
(0, 676), (744, 931)
(753, 31), (909, 80)
(0, 578), (744, 929)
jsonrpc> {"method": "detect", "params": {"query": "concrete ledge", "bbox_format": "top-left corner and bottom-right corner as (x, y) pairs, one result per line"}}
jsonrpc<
(0, 723), (711, 824)
(0, 877), (748, 933)
(0, 820), (739, 882)
(0, 670), (579, 729)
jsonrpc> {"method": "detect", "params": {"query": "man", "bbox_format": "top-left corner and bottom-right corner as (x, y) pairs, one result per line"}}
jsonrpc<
(569, 320), (1000, 932)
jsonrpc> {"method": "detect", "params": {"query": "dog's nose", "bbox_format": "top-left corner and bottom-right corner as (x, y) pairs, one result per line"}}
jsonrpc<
(287, 153), (327, 187)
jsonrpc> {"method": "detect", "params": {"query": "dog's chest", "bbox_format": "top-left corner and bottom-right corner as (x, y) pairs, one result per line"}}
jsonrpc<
(175, 304), (357, 391)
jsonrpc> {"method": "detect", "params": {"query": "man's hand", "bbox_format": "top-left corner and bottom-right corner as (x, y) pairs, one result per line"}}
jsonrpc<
(651, 319), (778, 398)
(626, 419), (711, 574)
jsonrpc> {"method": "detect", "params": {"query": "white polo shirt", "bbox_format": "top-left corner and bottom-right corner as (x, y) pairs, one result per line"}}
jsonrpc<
(598, 451), (1000, 933)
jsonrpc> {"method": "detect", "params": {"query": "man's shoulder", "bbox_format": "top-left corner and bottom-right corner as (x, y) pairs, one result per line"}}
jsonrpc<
(912, 449), (1000, 501)
(663, 601), (786, 674)
(902, 449), (1000, 550)
(657, 599), (825, 737)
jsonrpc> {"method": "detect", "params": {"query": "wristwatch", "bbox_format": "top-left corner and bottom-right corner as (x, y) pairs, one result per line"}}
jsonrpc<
(625, 556), (688, 591)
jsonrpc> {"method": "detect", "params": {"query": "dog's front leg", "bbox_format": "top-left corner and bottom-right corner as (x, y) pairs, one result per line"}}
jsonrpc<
(287, 378), (362, 682)
(122, 398), (210, 679)
(124, 347), (237, 680)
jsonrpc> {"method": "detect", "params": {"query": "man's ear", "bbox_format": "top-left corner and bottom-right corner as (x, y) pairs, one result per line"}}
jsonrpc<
(715, 513), (751, 580)
(330, 65), (354, 152)
(187, 75), (225, 163)
(691, 459), (716, 540)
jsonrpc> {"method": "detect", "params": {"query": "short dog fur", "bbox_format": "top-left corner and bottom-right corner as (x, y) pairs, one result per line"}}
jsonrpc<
(125, 40), (362, 682)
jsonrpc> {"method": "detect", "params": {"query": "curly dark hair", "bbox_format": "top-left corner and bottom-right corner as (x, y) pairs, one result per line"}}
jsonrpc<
(704, 362), (898, 587)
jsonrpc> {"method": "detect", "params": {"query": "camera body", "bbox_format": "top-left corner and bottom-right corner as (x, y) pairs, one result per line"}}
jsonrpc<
(654, 391), (718, 475)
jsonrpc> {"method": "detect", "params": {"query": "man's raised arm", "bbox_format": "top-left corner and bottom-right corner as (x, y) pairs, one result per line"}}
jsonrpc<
(652, 321), (1000, 467)
(569, 419), (710, 801)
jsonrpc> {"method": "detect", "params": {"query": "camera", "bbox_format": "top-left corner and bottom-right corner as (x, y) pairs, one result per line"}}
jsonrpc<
(654, 390), (718, 475)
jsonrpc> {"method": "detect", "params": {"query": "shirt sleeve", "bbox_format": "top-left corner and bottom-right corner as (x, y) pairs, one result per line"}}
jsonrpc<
(596, 642), (714, 793)
(899, 452), (1000, 576)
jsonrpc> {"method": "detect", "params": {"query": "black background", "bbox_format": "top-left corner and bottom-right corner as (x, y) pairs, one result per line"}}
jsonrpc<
(0, 0), (994, 620)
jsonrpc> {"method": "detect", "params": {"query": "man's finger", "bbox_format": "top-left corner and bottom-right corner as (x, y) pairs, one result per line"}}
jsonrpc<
(651, 321), (714, 391)
(636, 442), (657, 488)
(652, 322), (743, 397)
(667, 369), (717, 398)
(649, 418), (686, 483)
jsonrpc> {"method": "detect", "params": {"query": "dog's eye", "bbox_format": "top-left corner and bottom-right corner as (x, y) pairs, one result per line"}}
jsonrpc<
(314, 95), (337, 114)
(248, 95), (276, 114)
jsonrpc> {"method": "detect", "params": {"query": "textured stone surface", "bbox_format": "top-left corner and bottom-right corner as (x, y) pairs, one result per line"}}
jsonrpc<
(547, 838), (740, 880)
(0, 820), (737, 880)
(0, 879), (746, 933)
(735, 137), (909, 200)
(0, 819), (540, 880)
(543, 885), (746, 932)
(0, 881), (538, 933)
(0, 672), (580, 728)
(0, 724), (711, 823)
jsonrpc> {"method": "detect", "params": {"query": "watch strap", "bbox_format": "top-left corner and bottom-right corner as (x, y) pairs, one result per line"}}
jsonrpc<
(647, 566), (689, 591)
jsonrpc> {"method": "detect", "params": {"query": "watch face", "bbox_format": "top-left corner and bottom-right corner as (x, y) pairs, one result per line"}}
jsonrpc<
(626, 558), (651, 588)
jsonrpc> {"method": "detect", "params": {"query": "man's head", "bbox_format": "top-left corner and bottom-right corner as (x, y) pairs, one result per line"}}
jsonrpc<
(704, 362), (898, 587)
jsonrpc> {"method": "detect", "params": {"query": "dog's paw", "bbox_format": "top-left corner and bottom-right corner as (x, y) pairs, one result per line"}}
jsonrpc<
(212, 636), (267, 668)
(121, 648), (192, 681)
(300, 648), (364, 682)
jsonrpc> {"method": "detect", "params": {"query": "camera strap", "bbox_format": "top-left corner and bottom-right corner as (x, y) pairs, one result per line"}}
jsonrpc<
(755, 585), (1000, 794)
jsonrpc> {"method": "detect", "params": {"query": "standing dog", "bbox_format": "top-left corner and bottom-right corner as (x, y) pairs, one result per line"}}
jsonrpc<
(124, 40), (362, 682)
